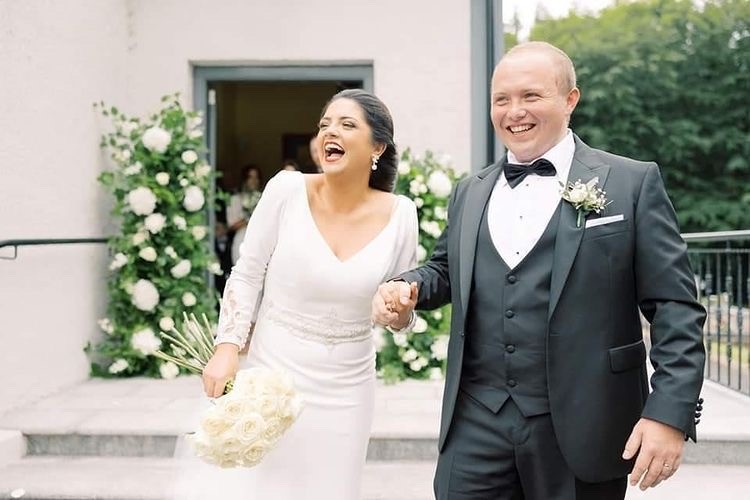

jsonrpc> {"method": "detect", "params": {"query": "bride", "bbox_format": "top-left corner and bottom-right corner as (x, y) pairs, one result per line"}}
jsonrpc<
(177, 89), (418, 499)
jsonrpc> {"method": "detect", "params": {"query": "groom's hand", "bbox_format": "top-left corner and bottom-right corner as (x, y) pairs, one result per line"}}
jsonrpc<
(372, 281), (418, 329)
(623, 417), (685, 490)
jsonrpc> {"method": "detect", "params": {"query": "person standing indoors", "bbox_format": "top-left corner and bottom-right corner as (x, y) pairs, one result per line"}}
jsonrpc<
(373, 41), (705, 500)
(198, 89), (418, 499)
(226, 165), (264, 264)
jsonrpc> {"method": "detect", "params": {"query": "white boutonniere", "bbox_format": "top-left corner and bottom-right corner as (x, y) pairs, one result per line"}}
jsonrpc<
(560, 177), (610, 227)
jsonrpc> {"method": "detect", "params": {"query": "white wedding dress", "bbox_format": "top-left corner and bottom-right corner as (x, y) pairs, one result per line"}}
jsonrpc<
(171, 170), (417, 500)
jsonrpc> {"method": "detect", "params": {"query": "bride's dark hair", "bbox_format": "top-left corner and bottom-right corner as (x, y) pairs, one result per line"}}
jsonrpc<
(320, 89), (398, 193)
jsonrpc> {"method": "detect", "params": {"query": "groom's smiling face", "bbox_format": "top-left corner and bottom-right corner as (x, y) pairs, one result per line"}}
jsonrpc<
(490, 50), (580, 163)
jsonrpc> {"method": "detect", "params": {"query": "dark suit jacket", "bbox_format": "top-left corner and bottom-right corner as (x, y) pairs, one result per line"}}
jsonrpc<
(400, 136), (706, 482)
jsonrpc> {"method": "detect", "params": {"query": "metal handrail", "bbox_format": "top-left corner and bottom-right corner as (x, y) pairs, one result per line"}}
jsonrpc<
(682, 230), (750, 243)
(0, 238), (108, 260)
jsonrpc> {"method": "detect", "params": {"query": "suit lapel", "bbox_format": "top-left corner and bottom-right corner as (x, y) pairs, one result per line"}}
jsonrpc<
(548, 137), (611, 319)
(459, 163), (503, 318)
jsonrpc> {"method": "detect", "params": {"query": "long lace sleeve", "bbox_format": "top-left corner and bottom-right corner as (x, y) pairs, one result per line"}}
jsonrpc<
(214, 171), (300, 347)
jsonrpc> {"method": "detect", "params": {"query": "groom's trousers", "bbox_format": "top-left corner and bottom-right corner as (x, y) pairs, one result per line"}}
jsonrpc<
(433, 389), (627, 500)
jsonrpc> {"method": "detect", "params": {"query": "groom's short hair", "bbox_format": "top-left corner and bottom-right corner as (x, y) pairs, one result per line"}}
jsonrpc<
(504, 41), (577, 94)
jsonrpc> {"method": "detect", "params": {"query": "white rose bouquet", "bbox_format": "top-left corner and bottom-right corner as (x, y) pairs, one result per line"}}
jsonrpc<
(155, 314), (303, 468)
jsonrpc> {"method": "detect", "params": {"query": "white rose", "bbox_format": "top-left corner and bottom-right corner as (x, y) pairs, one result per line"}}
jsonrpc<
(195, 164), (211, 178)
(159, 317), (175, 332)
(172, 216), (187, 230)
(127, 187), (157, 216)
(427, 171), (453, 198)
(191, 226), (207, 240)
(414, 197), (424, 208)
(208, 262), (223, 275)
(392, 332), (408, 347)
(109, 252), (128, 271)
(155, 172), (170, 186)
(429, 367), (444, 380)
(142, 126), (171, 153)
(181, 150), (198, 164)
(144, 213), (166, 234)
(568, 185), (588, 204)
(164, 246), (178, 259)
(108, 358), (129, 374)
(413, 315), (428, 334)
(131, 279), (159, 311)
(182, 292), (197, 307)
(430, 335), (449, 361)
(138, 246), (157, 262)
(132, 231), (149, 245)
(97, 318), (114, 334)
(171, 259), (192, 279)
(159, 361), (180, 380)
(417, 245), (427, 262)
(131, 327), (161, 356)
(183, 186), (205, 212)
(397, 160), (411, 175)
(402, 348), (418, 362)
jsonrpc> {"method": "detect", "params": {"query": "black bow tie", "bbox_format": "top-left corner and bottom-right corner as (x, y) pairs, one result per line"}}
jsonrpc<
(503, 158), (557, 188)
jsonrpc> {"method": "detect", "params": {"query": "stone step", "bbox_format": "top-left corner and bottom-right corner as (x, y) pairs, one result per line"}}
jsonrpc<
(22, 433), (439, 462)
(1, 457), (750, 500)
(0, 457), (435, 500)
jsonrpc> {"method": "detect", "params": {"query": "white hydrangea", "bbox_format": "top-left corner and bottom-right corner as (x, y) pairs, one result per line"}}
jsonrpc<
(181, 150), (198, 165)
(109, 253), (128, 271)
(427, 171), (453, 198)
(189, 129), (203, 139)
(430, 335), (449, 361)
(429, 367), (444, 380)
(432, 310), (443, 321)
(413, 315), (429, 334)
(120, 120), (139, 136)
(409, 357), (428, 372)
(434, 206), (448, 221)
(171, 259), (192, 279)
(183, 186), (205, 212)
(392, 332), (408, 347)
(420, 220), (442, 239)
(191, 226), (207, 240)
(164, 246), (178, 259)
(142, 126), (171, 153)
(182, 292), (197, 307)
(131, 327), (161, 356)
(127, 187), (157, 216)
(180, 178), (189, 187)
(97, 318), (115, 334)
(132, 230), (149, 245)
(108, 358), (130, 374)
(398, 160), (411, 175)
(414, 197), (424, 208)
(138, 247), (157, 262)
(144, 213), (166, 234)
(195, 164), (211, 178)
(208, 262), (223, 275)
(401, 348), (418, 362)
(131, 279), (159, 311)
(409, 179), (427, 197)
(123, 162), (142, 176)
(159, 317), (175, 332)
(172, 215), (187, 230)
(155, 172), (170, 186)
(159, 361), (180, 380)
(417, 245), (427, 262)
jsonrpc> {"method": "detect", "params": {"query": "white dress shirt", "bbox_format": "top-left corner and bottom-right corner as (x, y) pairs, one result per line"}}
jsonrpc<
(488, 130), (575, 269)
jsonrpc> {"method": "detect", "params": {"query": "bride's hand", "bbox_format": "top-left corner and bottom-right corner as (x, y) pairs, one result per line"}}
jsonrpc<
(202, 343), (240, 398)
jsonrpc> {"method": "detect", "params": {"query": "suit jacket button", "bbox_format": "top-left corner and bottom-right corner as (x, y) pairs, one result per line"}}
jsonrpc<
(507, 379), (517, 388)
(506, 344), (516, 353)
(507, 275), (517, 284)
(505, 309), (515, 318)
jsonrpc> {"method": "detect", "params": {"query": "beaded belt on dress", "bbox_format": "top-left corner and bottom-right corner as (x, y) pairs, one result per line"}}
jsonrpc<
(261, 300), (373, 346)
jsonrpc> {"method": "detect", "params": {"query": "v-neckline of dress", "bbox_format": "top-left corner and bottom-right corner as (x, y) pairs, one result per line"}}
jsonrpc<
(301, 178), (400, 265)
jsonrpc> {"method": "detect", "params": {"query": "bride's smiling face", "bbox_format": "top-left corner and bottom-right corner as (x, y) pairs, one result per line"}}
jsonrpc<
(317, 98), (382, 176)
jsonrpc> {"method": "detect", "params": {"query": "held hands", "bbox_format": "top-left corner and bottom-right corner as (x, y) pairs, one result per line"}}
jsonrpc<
(372, 281), (418, 330)
(622, 418), (685, 490)
(202, 343), (240, 398)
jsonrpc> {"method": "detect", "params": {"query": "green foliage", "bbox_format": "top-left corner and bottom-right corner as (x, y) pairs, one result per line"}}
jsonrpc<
(530, 0), (750, 231)
(374, 150), (464, 383)
(87, 94), (220, 379)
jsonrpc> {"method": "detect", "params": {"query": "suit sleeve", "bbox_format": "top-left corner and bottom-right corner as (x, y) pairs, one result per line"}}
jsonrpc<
(635, 164), (706, 441)
(398, 184), (459, 311)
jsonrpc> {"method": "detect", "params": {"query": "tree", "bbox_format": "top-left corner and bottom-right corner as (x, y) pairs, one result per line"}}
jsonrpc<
(530, 0), (750, 231)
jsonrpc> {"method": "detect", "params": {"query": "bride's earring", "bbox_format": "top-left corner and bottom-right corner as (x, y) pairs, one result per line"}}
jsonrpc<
(371, 155), (379, 171)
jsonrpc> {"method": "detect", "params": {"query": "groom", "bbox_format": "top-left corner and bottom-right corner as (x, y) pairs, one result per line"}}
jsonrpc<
(373, 41), (705, 499)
